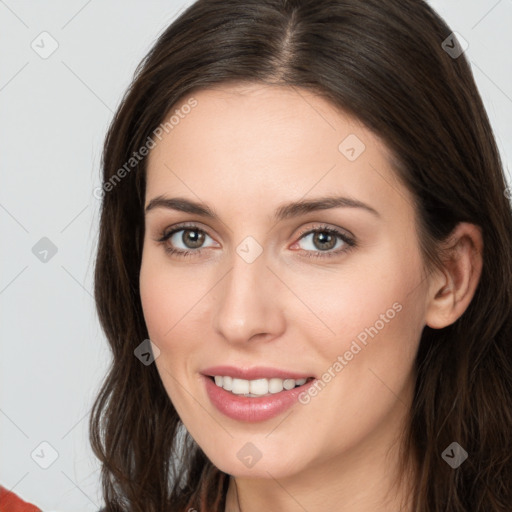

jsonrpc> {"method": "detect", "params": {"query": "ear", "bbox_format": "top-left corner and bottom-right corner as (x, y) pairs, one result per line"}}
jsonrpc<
(425, 222), (483, 329)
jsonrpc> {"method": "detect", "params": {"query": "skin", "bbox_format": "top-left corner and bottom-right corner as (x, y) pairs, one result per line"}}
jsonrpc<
(139, 83), (483, 511)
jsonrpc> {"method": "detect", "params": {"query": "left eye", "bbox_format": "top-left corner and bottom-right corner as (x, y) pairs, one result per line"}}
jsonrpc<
(296, 229), (346, 252)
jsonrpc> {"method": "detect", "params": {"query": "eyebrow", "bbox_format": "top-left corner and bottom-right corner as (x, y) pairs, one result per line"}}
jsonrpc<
(145, 195), (380, 221)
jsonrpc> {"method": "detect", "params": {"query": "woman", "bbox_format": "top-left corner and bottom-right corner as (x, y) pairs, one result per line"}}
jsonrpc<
(89, 0), (512, 510)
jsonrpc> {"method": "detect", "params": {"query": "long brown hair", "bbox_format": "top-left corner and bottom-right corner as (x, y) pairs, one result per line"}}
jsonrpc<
(90, 0), (512, 510)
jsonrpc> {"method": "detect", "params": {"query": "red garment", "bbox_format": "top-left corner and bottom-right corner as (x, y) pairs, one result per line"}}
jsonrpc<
(0, 486), (41, 512)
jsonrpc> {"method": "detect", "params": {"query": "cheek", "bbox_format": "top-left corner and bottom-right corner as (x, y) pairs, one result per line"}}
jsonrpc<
(300, 243), (425, 405)
(139, 254), (199, 408)
(139, 249), (211, 357)
(139, 258), (167, 339)
(295, 251), (420, 352)
(139, 245), (185, 332)
(139, 250), (184, 344)
(294, 270), (424, 455)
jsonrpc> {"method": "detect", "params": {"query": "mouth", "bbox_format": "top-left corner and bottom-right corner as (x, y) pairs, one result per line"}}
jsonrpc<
(202, 372), (318, 422)
(206, 375), (315, 397)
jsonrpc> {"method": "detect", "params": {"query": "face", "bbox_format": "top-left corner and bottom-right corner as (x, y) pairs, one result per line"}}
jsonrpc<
(140, 83), (431, 480)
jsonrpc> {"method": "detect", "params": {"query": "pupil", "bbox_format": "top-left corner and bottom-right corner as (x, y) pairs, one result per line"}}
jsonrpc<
(184, 230), (204, 249)
(314, 232), (335, 250)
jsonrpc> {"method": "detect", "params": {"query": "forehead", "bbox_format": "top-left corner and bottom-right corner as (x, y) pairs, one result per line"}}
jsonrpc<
(145, 83), (410, 219)
(152, 82), (380, 158)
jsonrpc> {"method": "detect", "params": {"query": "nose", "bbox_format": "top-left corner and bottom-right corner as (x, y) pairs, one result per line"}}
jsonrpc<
(212, 246), (285, 346)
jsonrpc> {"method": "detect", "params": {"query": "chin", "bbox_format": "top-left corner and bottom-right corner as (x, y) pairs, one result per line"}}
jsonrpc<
(199, 437), (311, 480)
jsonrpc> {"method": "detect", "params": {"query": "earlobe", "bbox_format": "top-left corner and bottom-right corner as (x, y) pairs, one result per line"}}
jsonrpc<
(424, 222), (483, 330)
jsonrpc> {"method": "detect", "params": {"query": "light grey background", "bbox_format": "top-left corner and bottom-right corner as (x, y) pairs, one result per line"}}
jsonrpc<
(1, 1), (511, 510)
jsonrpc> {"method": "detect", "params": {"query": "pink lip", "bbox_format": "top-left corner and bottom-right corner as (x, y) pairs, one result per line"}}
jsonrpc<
(201, 365), (314, 380)
(202, 374), (317, 422)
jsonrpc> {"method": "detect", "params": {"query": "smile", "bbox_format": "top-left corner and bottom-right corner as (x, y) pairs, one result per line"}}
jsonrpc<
(201, 370), (317, 422)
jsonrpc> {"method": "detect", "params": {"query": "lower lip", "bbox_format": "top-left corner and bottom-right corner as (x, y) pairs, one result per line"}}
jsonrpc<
(202, 374), (316, 422)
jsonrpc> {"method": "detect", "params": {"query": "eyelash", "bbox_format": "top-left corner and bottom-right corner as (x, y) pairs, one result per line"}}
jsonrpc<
(155, 222), (357, 260)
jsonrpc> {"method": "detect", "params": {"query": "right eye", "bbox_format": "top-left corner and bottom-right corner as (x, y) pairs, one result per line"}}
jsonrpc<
(156, 224), (218, 257)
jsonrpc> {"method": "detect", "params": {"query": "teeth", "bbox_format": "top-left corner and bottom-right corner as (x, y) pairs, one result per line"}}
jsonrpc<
(268, 378), (283, 393)
(223, 375), (233, 391)
(249, 378), (268, 395)
(212, 376), (309, 396)
(231, 378), (250, 394)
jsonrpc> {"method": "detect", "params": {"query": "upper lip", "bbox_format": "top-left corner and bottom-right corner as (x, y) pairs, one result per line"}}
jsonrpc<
(201, 365), (314, 381)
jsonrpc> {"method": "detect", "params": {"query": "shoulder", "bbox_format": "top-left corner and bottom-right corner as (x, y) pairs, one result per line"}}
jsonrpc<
(0, 485), (107, 512)
(0, 485), (42, 512)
